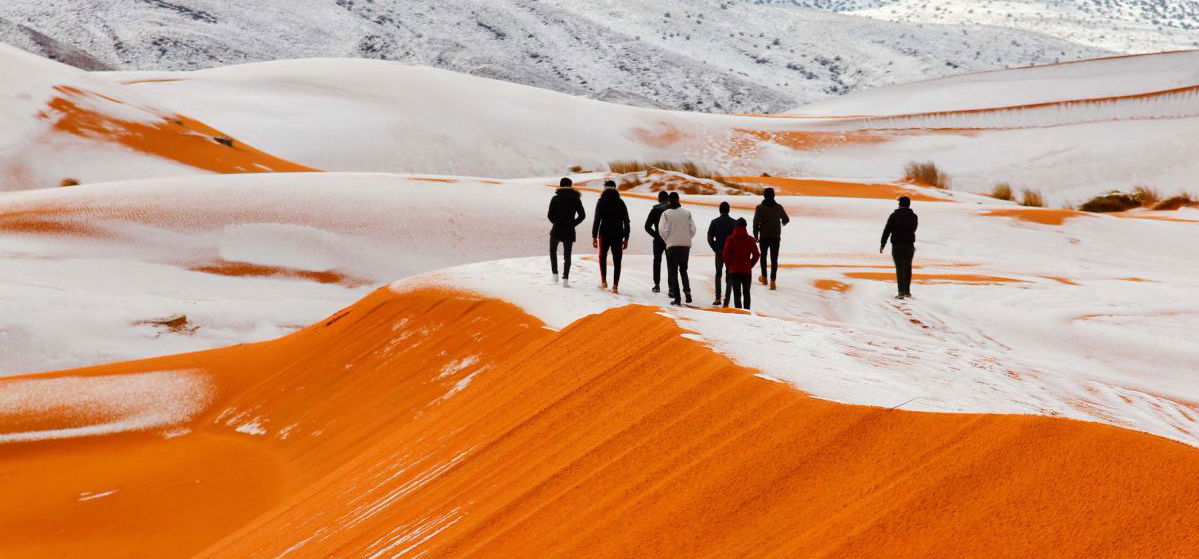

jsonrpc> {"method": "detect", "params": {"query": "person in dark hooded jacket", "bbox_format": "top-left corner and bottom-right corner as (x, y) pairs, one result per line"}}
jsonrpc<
(752, 187), (790, 290)
(644, 191), (670, 293)
(722, 218), (761, 310)
(547, 177), (586, 285)
(592, 181), (631, 293)
(707, 201), (737, 306)
(880, 196), (918, 299)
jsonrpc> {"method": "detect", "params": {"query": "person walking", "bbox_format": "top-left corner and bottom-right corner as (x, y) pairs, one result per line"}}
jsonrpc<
(658, 191), (696, 306)
(880, 196), (918, 299)
(592, 181), (630, 293)
(722, 218), (761, 310)
(752, 187), (790, 290)
(644, 191), (670, 293)
(547, 177), (586, 286)
(707, 201), (737, 306)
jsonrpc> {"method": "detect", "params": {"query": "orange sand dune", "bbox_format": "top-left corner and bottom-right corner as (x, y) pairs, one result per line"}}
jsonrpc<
(3, 289), (1199, 558)
(40, 85), (316, 174)
(724, 176), (944, 201)
(846, 272), (1027, 285)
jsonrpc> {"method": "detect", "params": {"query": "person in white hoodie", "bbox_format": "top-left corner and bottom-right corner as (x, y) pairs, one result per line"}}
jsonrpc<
(658, 191), (696, 306)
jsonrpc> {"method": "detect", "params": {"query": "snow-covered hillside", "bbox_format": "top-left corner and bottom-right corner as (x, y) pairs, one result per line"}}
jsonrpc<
(108, 52), (1199, 204)
(840, 0), (1199, 53)
(0, 0), (1114, 113)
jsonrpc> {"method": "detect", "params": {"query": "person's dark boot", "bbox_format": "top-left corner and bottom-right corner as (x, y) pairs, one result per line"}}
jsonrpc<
(684, 292), (692, 304)
(652, 285), (660, 293)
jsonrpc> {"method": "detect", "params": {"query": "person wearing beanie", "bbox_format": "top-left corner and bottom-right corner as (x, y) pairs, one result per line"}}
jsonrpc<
(592, 183), (630, 293)
(752, 187), (790, 290)
(657, 191), (696, 306)
(722, 217), (761, 310)
(547, 177), (586, 286)
(707, 201), (737, 306)
(880, 196), (919, 299)
(643, 190), (671, 293)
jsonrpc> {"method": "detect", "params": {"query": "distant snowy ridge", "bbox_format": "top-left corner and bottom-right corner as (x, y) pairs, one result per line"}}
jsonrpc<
(0, 0), (1117, 113)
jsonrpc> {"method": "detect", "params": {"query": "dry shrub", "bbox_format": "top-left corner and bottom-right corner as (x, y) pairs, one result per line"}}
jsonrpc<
(1079, 192), (1141, 213)
(59, 178), (80, 187)
(1152, 192), (1195, 211)
(990, 183), (1013, 201)
(607, 160), (757, 194)
(1019, 189), (1046, 208)
(609, 160), (713, 177)
(1133, 185), (1160, 207)
(903, 161), (950, 189)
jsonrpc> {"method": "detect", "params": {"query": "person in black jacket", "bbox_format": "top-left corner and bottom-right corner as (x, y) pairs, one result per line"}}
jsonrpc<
(707, 201), (737, 306)
(548, 177), (586, 286)
(880, 196), (919, 299)
(592, 181), (631, 293)
(753, 187), (790, 290)
(644, 191), (670, 293)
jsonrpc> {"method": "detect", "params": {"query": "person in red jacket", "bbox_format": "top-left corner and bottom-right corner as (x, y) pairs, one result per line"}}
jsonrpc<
(721, 218), (761, 310)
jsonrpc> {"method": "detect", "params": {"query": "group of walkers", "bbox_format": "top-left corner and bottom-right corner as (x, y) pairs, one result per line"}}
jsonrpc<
(548, 177), (919, 307)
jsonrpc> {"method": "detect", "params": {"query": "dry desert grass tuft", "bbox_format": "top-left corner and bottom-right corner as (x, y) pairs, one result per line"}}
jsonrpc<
(1019, 189), (1046, 208)
(903, 161), (951, 189)
(1152, 192), (1195, 211)
(990, 183), (1013, 201)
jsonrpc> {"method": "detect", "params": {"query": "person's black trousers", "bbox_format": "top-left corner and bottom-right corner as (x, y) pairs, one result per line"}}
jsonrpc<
(550, 234), (573, 278)
(652, 238), (667, 288)
(891, 242), (915, 295)
(666, 246), (691, 301)
(759, 236), (781, 281)
(599, 236), (623, 286)
(729, 272), (752, 309)
(714, 253), (732, 303)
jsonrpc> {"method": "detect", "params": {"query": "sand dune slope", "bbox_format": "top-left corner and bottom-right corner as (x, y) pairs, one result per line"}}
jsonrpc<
(0, 44), (312, 191)
(4, 287), (1199, 558)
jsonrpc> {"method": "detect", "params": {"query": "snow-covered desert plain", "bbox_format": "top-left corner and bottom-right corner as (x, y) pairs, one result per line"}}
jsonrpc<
(2, 31), (1199, 558)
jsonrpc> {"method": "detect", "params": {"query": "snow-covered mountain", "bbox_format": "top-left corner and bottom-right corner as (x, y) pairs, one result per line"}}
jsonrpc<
(0, 0), (1122, 113)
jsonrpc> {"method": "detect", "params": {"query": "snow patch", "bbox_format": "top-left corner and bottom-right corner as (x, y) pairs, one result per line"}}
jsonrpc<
(0, 370), (211, 443)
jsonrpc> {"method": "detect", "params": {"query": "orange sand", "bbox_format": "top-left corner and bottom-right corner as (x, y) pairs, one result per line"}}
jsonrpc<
(189, 261), (369, 287)
(40, 85), (316, 174)
(814, 279), (853, 293)
(736, 128), (895, 151)
(981, 208), (1086, 226)
(0, 207), (101, 236)
(724, 176), (944, 201)
(845, 272), (1027, 285)
(409, 177), (458, 183)
(1043, 276), (1081, 286)
(3, 289), (1199, 558)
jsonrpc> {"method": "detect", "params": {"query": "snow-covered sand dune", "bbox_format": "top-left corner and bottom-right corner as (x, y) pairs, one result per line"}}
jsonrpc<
(0, 43), (311, 191)
(5, 278), (1199, 558)
(2, 44), (1199, 559)
(4, 170), (1198, 452)
(791, 50), (1199, 116)
(108, 51), (1199, 203)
